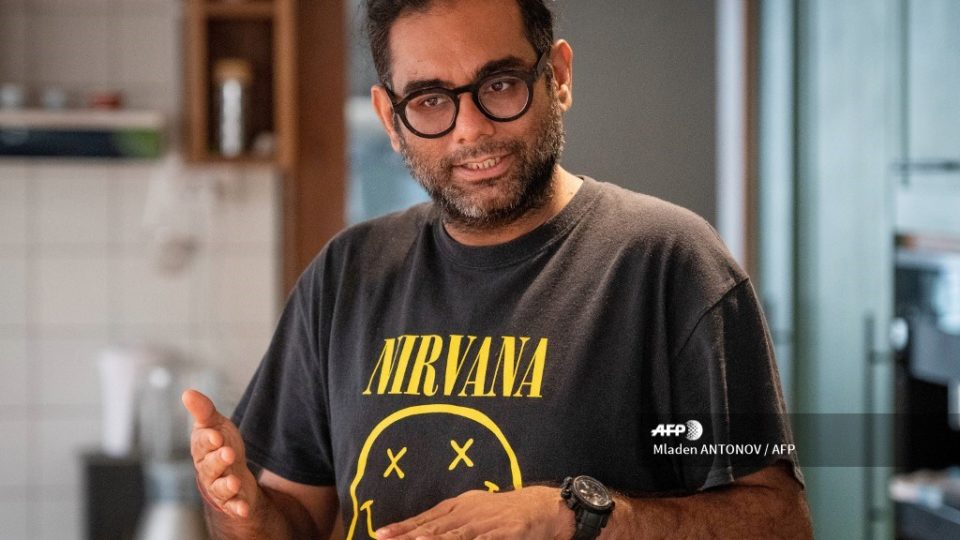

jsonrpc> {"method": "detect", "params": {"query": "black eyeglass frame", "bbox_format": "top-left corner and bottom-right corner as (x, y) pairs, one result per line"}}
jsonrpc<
(383, 49), (551, 139)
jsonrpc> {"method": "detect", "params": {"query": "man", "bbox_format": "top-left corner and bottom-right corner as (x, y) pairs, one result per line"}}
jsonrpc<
(183, 0), (813, 538)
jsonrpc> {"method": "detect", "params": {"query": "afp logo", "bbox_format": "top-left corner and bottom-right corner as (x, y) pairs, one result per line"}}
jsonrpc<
(651, 420), (703, 441)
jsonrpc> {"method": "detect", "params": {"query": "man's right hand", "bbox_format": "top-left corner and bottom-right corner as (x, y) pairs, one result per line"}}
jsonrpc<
(182, 389), (260, 519)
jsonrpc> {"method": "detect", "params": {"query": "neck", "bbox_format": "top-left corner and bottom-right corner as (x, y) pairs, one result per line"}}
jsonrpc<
(442, 166), (583, 247)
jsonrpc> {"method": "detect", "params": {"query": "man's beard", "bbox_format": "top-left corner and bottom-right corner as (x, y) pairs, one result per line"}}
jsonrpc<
(397, 95), (565, 232)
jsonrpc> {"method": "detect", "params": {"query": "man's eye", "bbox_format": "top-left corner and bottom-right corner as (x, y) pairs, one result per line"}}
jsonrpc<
(487, 78), (515, 93)
(412, 94), (446, 109)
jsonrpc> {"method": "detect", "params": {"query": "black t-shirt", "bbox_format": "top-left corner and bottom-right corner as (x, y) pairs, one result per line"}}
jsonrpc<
(233, 177), (802, 537)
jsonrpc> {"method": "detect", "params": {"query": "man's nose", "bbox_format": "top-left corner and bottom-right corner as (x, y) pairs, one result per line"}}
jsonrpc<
(452, 93), (495, 143)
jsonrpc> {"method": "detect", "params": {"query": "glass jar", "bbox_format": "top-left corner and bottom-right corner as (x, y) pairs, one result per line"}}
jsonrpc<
(213, 58), (253, 158)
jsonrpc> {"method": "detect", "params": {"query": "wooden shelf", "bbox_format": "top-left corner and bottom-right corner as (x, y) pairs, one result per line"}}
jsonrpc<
(185, 0), (348, 295)
(204, 1), (275, 20)
(184, 0), (295, 171)
(192, 152), (274, 166)
(0, 109), (165, 130)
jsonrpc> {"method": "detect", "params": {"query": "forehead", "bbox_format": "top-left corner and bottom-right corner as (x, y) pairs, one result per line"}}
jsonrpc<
(388, 0), (534, 87)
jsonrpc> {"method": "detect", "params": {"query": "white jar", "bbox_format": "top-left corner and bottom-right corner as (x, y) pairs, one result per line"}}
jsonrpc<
(213, 58), (253, 158)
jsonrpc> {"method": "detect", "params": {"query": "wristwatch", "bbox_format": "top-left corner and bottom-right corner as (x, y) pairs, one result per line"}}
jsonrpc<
(560, 475), (615, 540)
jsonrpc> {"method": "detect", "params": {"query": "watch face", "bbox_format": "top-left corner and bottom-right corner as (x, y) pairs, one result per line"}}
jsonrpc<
(573, 476), (611, 509)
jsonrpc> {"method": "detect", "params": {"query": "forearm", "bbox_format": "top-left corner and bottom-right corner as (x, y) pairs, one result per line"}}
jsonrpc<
(603, 484), (812, 539)
(374, 467), (810, 540)
(203, 485), (321, 540)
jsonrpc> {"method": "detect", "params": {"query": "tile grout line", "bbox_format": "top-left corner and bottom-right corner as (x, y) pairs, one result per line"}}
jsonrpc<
(106, 0), (120, 88)
(107, 164), (120, 346)
(22, 161), (39, 539)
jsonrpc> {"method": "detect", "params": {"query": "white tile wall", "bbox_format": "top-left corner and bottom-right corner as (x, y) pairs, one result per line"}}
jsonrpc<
(0, 419), (30, 488)
(116, 253), (194, 327)
(0, 2), (283, 538)
(210, 251), (279, 326)
(0, 165), (282, 539)
(208, 169), (280, 246)
(194, 329), (275, 404)
(0, 166), (29, 246)
(0, 1), (183, 105)
(0, 257), (28, 327)
(116, 15), (179, 87)
(35, 165), (112, 246)
(0, 493), (30, 540)
(37, 487), (82, 540)
(0, 0), (26, 14)
(35, 255), (111, 327)
(112, 167), (157, 247)
(0, 337), (29, 407)
(36, 335), (109, 407)
(37, 417), (101, 488)
(32, 14), (112, 87)
(0, 12), (27, 81)
(118, 0), (178, 15)
(30, 0), (111, 14)
(109, 325), (192, 354)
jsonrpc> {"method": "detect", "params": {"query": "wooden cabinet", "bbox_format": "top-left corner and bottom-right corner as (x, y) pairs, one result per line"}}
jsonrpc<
(183, 0), (347, 293)
(184, 0), (297, 171)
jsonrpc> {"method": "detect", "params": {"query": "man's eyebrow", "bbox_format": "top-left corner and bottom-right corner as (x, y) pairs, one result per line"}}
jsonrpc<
(473, 55), (529, 80)
(400, 78), (453, 96)
(398, 55), (531, 96)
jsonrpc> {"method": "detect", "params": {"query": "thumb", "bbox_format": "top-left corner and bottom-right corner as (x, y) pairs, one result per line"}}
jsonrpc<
(181, 389), (226, 429)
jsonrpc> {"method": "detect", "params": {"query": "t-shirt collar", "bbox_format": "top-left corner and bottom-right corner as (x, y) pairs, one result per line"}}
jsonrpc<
(431, 176), (600, 269)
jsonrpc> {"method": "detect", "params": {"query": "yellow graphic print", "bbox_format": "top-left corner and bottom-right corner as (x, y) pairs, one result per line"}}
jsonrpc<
(359, 500), (377, 538)
(448, 439), (474, 470)
(362, 335), (548, 398)
(345, 405), (523, 540)
(383, 447), (407, 479)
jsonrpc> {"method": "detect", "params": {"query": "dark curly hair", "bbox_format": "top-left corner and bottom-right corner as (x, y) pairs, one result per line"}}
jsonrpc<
(365, 0), (555, 87)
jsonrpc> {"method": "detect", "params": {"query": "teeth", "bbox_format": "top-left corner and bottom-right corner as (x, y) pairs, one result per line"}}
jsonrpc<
(464, 157), (501, 170)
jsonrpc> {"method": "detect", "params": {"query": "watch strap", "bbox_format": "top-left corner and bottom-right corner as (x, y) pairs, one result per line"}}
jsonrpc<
(571, 507), (608, 540)
(572, 521), (603, 540)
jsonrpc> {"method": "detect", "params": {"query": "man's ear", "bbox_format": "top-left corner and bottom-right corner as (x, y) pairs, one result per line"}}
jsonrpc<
(550, 39), (573, 111)
(371, 85), (403, 153)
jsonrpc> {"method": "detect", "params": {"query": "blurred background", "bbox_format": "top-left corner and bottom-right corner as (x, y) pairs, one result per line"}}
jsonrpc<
(1, 0), (958, 538)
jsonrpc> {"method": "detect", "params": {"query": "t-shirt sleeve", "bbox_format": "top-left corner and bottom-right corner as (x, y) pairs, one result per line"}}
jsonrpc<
(230, 254), (335, 486)
(669, 278), (804, 491)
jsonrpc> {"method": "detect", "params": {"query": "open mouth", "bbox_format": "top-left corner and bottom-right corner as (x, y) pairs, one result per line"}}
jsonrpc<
(461, 156), (503, 170)
(454, 153), (512, 180)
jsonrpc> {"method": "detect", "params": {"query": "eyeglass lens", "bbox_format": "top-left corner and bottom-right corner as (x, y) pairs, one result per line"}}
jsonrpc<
(404, 74), (530, 136)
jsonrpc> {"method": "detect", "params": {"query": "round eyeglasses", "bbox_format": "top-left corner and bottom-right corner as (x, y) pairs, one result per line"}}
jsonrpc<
(383, 50), (551, 139)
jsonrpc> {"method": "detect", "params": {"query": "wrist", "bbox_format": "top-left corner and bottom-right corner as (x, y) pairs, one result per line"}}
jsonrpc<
(602, 494), (630, 539)
(548, 486), (577, 540)
(560, 476), (616, 540)
(520, 485), (576, 540)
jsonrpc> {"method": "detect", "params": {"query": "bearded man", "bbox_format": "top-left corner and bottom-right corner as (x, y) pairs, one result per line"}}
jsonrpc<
(183, 0), (813, 538)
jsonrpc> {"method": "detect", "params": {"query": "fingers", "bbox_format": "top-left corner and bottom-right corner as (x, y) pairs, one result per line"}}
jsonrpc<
(376, 501), (460, 540)
(197, 445), (235, 483)
(377, 491), (540, 540)
(377, 521), (474, 540)
(181, 389), (225, 429)
(182, 389), (253, 518)
(203, 475), (250, 519)
(195, 447), (250, 517)
(191, 427), (223, 459)
(224, 498), (251, 519)
(209, 472), (241, 500)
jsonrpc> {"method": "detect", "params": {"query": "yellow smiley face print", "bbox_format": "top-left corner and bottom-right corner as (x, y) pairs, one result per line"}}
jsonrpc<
(345, 404), (523, 540)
